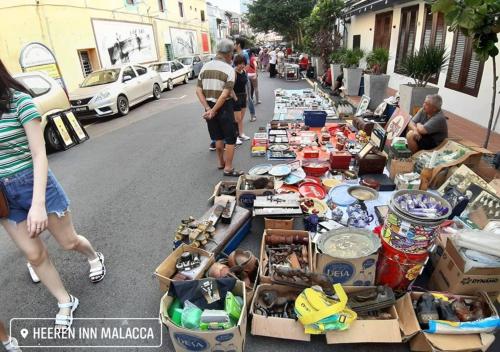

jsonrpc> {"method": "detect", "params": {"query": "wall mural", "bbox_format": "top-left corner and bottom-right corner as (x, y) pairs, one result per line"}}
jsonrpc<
(92, 19), (158, 67)
(170, 27), (199, 57)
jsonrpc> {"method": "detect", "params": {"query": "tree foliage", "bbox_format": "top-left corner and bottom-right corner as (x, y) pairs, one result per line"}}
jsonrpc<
(303, 0), (344, 63)
(247, 0), (315, 45)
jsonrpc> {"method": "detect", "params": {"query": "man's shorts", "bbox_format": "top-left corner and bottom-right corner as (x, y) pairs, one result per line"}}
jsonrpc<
(417, 135), (439, 150)
(206, 100), (236, 145)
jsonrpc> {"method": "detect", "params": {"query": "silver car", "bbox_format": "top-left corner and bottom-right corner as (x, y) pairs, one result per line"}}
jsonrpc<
(69, 65), (163, 119)
(178, 55), (204, 79)
(149, 60), (190, 91)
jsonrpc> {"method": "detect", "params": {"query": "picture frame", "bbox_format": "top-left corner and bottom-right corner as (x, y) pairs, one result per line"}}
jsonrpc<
(370, 123), (387, 151)
(63, 110), (89, 144)
(384, 107), (412, 146)
(355, 95), (370, 117)
(437, 164), (496, 195)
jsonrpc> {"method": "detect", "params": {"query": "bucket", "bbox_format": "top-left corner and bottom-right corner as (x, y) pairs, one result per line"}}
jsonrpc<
(375, 238), (428, 291)
(381, 190), (451, 254)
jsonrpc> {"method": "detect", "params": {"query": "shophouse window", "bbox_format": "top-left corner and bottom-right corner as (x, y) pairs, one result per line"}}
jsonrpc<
(126, 0), (135, 5)
(420, 5), (446, 83)
(178, 2), (184, 17)
(353, 35), (360, 50)
(78, 50), (93, 77)
(165, 44), (173, 60)
(201, 10), (205, 22)
(158, 0), (165, 12)
(445, 30), (484, 97)
(395, 5), (419, 73)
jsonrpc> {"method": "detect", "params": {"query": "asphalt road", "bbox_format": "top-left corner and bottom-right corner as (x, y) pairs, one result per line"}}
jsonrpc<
(1, 74), (410, 352)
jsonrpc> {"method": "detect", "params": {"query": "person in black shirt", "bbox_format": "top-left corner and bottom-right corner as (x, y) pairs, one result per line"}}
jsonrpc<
(232, 55), (250, 144)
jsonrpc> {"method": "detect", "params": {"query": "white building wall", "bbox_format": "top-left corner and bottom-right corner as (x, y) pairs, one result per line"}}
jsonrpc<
(346, 1), (500, 133)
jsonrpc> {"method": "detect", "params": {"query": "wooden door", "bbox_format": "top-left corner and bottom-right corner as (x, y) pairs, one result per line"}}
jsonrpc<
(373, 11), (393, 73)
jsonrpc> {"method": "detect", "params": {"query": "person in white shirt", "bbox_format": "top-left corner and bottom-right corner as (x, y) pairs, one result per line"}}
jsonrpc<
(269, 48), (277, 78)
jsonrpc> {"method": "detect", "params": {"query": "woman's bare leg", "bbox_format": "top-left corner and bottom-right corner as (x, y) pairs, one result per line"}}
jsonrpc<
(239, 107), (246, 135)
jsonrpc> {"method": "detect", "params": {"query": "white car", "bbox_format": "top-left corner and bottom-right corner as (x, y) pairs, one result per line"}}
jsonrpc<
(149, 61), (190, 91)
(14, 72), (71, 152)
(69, 65), (163, 119)
(178, 55), (204, 79)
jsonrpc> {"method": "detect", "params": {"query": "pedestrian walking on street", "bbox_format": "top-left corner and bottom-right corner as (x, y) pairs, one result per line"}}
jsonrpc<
(0, 321), (21, 351)
(269, 47), (277, 78)
(248, 48), (261, 105)
(260, 48), (270, 72)
(0, 60), (106, 331)
(196, 39), (244, 177)
(233, 38), (256, 122)
(232, 55), (251, 143)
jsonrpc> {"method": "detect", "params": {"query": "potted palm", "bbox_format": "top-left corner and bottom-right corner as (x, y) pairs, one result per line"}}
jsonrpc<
(399, 46), (448, 114)
(365, 48), (390, 109)
(329, 49), (345, 87)
(342, 48), (364, 95)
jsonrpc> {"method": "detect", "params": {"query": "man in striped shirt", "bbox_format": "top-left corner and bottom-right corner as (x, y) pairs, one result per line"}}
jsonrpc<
(196, 39), (243, 177)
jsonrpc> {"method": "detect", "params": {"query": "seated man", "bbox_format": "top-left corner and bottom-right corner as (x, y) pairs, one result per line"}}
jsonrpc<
(406, 94), (448, 154)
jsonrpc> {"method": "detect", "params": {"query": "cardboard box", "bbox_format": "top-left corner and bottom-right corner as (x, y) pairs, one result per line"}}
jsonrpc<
(208, 181), (237, 204)
(236, 175), (276, 207)
(396, 292), (496, 352)
(264, 217), (294, 230)
(325, 286), (402, 344)
(429, 240), (500, 294)
(315, 247), (378, 286)
(154, 245), (214, 292)
(250, 283), (310, 341)
(259, 229), (313, 284)
(160, 280), (247, 352)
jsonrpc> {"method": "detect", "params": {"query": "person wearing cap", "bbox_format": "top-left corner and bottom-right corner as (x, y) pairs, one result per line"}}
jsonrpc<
(196, 39), (244, 177)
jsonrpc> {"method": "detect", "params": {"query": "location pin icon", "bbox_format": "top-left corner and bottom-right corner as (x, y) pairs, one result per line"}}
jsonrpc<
(20, 328), (29, 339)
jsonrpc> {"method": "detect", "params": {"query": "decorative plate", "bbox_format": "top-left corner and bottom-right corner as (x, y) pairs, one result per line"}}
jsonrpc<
(249, 164), (273, 176)
(268, 144), (289, 152)
(269, 164), (292, 177)
(316, 228), (381, 259)
(300, 198), (329, 216)
(299, 182), (327, 199)
(328, 184), (356, 206)
(347, 185), (379, 201)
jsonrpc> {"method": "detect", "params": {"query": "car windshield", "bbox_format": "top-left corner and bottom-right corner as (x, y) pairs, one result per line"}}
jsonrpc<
(151, 63), (170, 72)
(179, 57), (192, 65)
(81, 69), (120, 87)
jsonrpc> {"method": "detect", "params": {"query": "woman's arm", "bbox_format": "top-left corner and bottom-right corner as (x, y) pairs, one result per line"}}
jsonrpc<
(24, 119), (49, 237)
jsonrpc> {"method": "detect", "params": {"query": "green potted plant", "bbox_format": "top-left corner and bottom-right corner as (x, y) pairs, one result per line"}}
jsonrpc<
(365, 48), (390, 109)
(399, 46), (448, 114)
(342, 48), (364, 95)
(329, 49), (346, 85)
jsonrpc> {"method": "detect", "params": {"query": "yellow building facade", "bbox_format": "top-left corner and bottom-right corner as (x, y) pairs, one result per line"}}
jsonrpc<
(0, 0), (211, 90)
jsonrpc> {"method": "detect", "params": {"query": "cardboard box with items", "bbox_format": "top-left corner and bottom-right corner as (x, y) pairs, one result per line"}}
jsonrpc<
(236, 175), (276, 208)
(160, 279), (247, 352)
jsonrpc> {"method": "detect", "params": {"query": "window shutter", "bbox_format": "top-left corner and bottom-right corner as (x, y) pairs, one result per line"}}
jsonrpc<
(465, 52), (482, 91)
(422, 10), (433, 47)
(434, 14), (445, 48)
(395, 5), (419, 73)
(447, 31), (466, 86)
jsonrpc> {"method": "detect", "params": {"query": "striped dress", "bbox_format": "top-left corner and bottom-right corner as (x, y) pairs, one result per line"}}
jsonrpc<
(0, 90), (41, 178)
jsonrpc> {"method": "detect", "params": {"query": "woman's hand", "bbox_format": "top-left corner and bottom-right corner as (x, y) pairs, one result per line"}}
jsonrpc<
(27, 203), (48, 238)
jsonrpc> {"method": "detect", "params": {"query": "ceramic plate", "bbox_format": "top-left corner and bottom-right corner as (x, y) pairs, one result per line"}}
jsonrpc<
(328, 184), (356, 206)
(347, 185), (379, 201)
(249, 164), (273, 176)
(268, 144), (289, 152)
(284, 168), (306, 185)
(301, 198), (329, 216)
(269, 164), (292, 177)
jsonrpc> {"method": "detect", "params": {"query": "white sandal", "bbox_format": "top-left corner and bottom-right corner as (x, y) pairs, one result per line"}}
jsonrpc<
(89, 252), (106, 283)
(55, 295), (79, 330)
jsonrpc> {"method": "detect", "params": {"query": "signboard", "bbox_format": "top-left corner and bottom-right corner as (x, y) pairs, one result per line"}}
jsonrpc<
(64, 111), (89, 143)
(201, 32), (210, 53)
(47, 113), (75, 150)
(169, 27), (199, 57)
(19, 42), (67, 91)
(92, 19), (158, 67)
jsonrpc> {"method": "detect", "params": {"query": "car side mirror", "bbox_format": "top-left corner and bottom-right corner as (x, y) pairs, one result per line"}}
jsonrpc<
(123, 75), (132, 82)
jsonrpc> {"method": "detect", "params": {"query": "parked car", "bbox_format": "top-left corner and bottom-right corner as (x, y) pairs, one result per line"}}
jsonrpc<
(69, 65), (163, 119)
(178, 55), (204, 79)
(202, 54), (216, 62)
(149, 61), (189, 90)
(14, 72), (70, 151)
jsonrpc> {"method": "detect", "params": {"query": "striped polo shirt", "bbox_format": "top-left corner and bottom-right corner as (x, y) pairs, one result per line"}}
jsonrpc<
(197, 57), (235, 103)
(0, 90), (41, 178)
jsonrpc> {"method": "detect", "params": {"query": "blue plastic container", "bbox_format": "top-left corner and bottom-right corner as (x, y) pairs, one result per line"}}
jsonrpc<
(304, 110), (327, 127)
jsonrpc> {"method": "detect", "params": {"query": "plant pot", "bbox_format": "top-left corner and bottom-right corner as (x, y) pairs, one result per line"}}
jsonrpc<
(313, 56), (325, 77)
(399, 84), (439, 115)
(330, 64), (342, 87)
(343, 68), (363, 96)
(365, 74), (390, 110)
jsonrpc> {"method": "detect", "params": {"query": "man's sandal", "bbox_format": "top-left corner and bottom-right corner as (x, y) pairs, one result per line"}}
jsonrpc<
(89, 252), (106, 283)
(223, 169), (244, 177)
(55, 295), (79, 330)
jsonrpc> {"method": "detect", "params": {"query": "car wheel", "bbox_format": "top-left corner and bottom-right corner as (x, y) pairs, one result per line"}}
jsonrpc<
(44, 125), (62, 152)
(183, 75), (189, 84)
(117, 95), (129, 116)
(166, 79), (174, 91)
(153, 83), (161, 99)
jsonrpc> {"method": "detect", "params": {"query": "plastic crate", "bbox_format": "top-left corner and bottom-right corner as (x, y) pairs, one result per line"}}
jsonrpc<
(304, 110), (327, 128)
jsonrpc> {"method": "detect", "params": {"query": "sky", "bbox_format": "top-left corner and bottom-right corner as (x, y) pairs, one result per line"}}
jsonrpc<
(207, 0), (242, 13)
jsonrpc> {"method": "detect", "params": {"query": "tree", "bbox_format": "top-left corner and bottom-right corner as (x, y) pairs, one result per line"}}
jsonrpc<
(303, 0), (344, 64)
(432, 0), (500, 148)
(247, 0), (315, 46)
